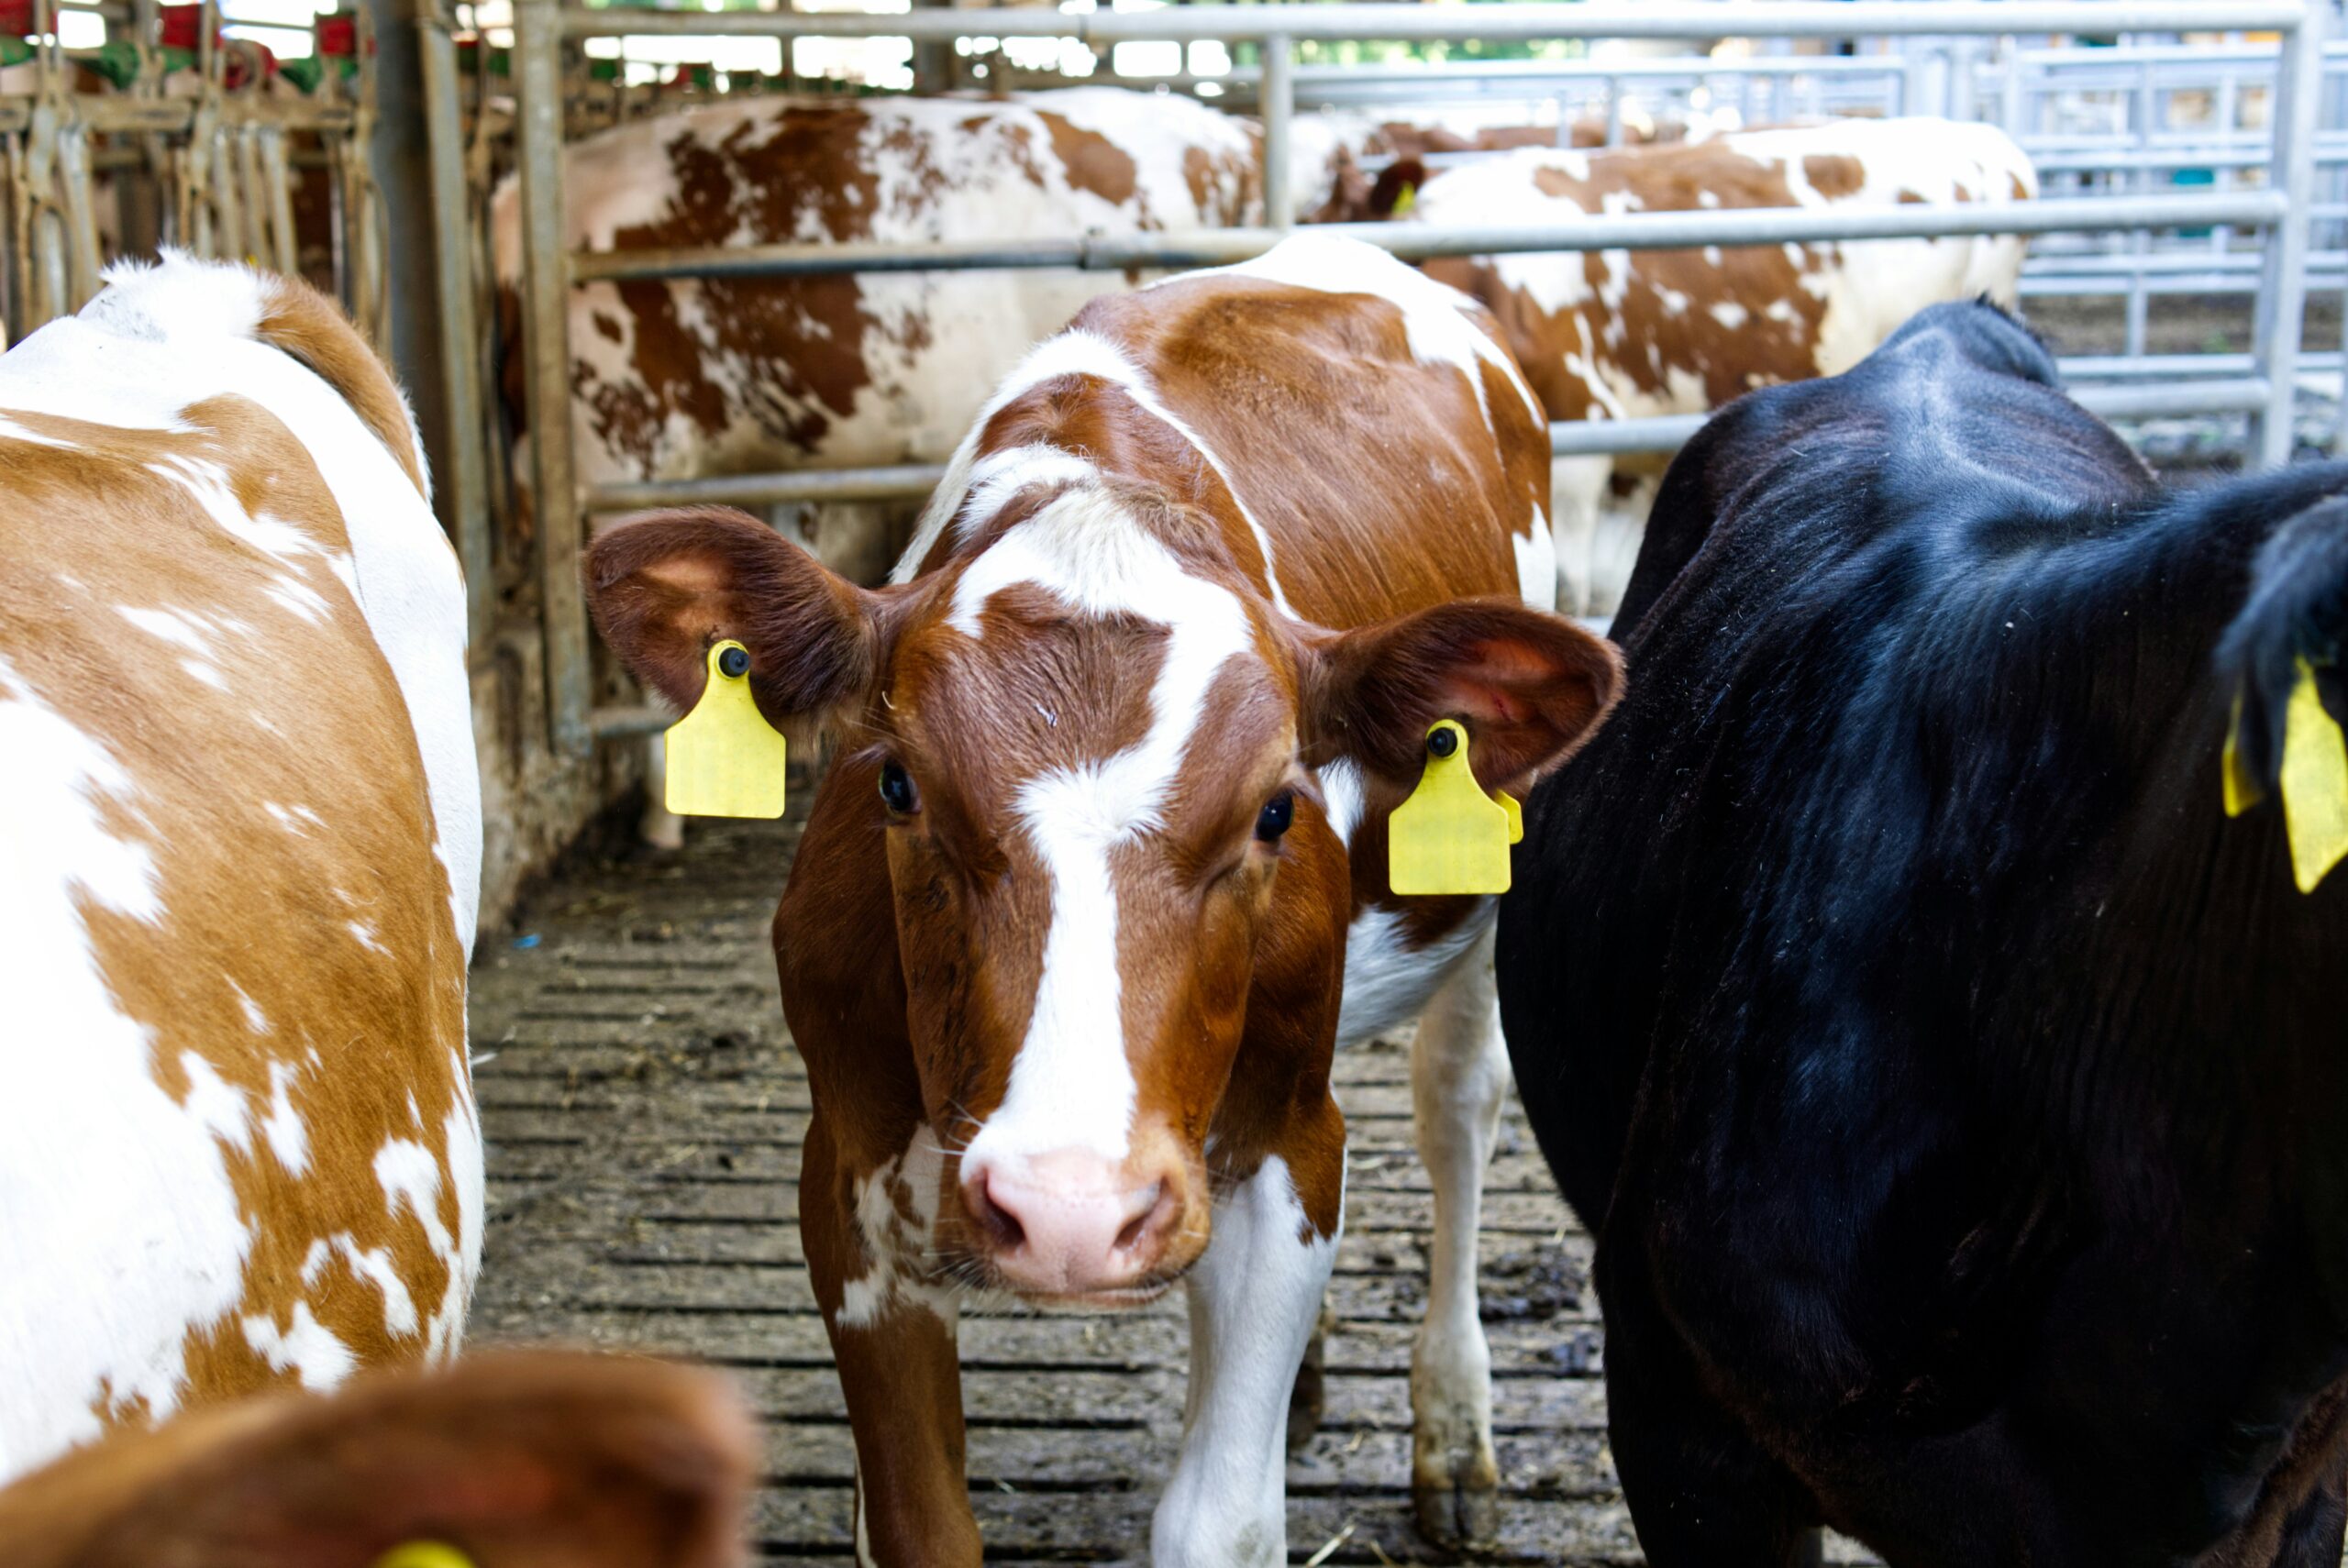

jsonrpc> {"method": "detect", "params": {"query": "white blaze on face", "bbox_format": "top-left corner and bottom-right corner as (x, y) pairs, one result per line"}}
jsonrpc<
(903, 329), (1297, 618)
(949, 487), (1254, 1166)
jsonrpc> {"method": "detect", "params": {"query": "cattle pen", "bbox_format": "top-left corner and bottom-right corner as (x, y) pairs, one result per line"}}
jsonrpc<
(446, 6), (2335, 1558)
(484, 0), (2332, 762)
(9, 0), (2348, 1557)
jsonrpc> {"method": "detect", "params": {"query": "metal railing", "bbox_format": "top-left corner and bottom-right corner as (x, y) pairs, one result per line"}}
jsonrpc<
(505, 0), (2328, 757)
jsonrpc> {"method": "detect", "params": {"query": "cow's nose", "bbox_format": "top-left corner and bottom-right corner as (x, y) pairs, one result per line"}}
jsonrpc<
(960, 1148), (1183, 1298)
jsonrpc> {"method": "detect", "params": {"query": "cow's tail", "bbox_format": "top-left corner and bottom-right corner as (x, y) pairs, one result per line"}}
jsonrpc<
(252, 272), (433, 502)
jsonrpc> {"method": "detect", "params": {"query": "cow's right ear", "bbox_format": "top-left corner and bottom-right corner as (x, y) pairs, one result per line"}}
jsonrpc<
(586, 507), (894, 729)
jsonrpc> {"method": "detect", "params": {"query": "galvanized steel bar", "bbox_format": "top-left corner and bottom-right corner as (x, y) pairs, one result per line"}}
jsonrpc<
(577, 375), (2282, 516)
(1261, 32), (1293, 231)
(559, 2), (2306, 42)
(584, 463), (955, 513)
(574, 193), (2285, 284)
(2254, 0), (2323, 466)
(515, 0), (592, 756)
(418, 2), (494, 655)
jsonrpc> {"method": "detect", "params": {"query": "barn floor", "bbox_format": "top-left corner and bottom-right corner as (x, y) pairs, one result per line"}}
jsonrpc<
(469, 802), (1888, 1565)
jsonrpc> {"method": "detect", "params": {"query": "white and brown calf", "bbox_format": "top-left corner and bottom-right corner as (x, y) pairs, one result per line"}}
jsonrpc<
(1412, 115), (2037, 615)
(585, 233), (1623, 1565)
(0, 256), (482, 1485)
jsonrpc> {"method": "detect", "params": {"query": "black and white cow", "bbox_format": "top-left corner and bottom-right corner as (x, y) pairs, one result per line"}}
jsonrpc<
(1498, 301), (2348, 1567)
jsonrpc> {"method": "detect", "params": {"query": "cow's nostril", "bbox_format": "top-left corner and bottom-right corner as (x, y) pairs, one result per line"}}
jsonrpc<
(967, 1173), (1025, 1251)
(1115, 1180), (1173, 1253)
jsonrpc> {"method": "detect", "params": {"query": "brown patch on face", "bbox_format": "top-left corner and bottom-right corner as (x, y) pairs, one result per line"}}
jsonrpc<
(1801, 153), (1866, 199)
(255, 277), (425, 497)
(1036, 111), (1139, 210)
(0, 397), (471, 1429)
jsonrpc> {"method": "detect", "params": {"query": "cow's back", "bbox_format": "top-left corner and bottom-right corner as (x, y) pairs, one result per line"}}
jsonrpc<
(1416, 116), (2037, 424)
(1046, 235), (1556, 628)
(0, 259), (482, 1484)
(492, 89), (1262, 495)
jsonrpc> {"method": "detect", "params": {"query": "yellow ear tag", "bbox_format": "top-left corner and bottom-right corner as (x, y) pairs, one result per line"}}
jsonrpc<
(2280, 657), (2348, 894)
(1390, 719), (1514, 895)
(375, 1547), (477, 1568)
(1391, 182), (1418, 217)
(663, 639), (787, 820)
(2223, 690), (2265, 818)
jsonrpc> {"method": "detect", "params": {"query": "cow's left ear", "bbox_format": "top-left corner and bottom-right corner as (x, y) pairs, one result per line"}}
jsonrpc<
(1299, 598), (1623, 793)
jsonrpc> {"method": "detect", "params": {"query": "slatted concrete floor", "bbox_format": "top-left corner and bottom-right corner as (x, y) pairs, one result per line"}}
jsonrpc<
(464, 808), (1654, 1563)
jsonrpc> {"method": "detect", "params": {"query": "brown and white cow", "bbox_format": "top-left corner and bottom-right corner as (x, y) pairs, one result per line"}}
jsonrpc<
(583, 233), (1622, 1564)
(1411, 115), (2037, 614)
(0, 256), (482, 1484)
(0, 1351), (756, 1568)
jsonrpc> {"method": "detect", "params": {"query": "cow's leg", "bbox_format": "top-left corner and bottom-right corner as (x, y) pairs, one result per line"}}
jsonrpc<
(638, 734), (683, 852)
(2270, 1465), (2348, 1568)
(1550, 455), (1611, 619)
(1600, 1248), (1820, 1567)
(1286, 1298), (1335, 1456)
(1409, 922), (1506, 1549)
(802, 1113), (980, 1567)
(1153, 1132), (1344, 1568)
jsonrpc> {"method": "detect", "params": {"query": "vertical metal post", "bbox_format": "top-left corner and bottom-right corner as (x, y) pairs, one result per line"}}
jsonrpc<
(515, 0), (591, 754)
(1261, 32), (1293, 231)
(2125, 60), (2154, 360)
(419, 0), (494, 655)
(2258, 0), (2322, 468)
(1604, 73), (1623, 145)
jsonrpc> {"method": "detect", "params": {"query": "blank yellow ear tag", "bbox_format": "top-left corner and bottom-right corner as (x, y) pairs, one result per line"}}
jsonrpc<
(2280, 657), (2348, 894)
(2223, 691), (2265, 818)
(664, 639), (787, 820)
(1390, 719), (1513, 895)
(375, 1546), (477, 1568)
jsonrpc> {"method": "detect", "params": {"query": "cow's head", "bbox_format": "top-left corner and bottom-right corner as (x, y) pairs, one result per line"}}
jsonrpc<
(588, 496), (1619, 1303)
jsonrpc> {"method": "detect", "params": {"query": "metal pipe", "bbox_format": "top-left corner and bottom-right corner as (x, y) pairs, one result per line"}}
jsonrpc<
(1261, 32), (1292, 231)
(418, 1), (494, 656)
(573, 375), (2285, 517)
(515, 0), (591, 756)
(573, 193), (2285, 284)
(559, 2), (2308, 43)
(584, 463), (953, 513)
(2255, 0), (2323, 467)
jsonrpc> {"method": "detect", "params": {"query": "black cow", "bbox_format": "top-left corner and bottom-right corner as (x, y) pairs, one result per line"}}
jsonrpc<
(1497, 300), (2348, 1567)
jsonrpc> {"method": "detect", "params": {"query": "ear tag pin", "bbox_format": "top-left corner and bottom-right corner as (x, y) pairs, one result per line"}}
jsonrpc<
(375, 1547), (477, 1568)
(2222, 690), (2265, 818)
(2280, 657), (2348, 894)
(664, 639), (787, 820)
(1390, 719), (1519, 896)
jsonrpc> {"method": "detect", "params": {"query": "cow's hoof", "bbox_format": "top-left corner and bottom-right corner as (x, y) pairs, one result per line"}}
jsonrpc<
(1413, 1447), (1501, 1551)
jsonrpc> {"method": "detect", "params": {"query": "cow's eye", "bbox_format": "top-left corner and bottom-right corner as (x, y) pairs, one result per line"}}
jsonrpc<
(1255, 790), (1294, 843)
(879, 761), (920, 816)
